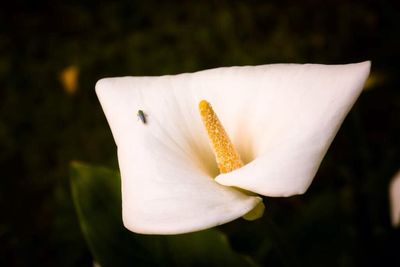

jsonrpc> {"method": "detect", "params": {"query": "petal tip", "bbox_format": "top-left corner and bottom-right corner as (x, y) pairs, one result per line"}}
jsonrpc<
(95, 78), (111, 97)
(358, 60), (372, 74)
(352, 61), (371, 83)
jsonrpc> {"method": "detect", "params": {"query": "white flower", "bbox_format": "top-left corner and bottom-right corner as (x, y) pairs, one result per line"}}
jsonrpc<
(390, 170), (400, 227)
(96, 62), (370, 234)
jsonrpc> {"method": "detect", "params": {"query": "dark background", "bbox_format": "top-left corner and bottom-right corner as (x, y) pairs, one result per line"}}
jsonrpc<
(1, 0), (399, 266)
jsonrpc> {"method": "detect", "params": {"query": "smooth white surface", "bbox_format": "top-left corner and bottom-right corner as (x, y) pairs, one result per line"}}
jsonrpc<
(390, 170), (400, 227)
(96, 62), (370, 234)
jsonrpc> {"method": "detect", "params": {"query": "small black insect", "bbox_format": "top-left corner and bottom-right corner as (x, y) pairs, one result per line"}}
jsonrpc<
(137, 110), (147, 124)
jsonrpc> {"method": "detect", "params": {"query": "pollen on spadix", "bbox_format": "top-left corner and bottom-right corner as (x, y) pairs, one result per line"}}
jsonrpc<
(199, 100), (265, 221)
(199, 100), (243, 173)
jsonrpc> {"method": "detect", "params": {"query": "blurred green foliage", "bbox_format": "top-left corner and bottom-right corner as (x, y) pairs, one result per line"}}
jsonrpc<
(0, 0), (399, 266)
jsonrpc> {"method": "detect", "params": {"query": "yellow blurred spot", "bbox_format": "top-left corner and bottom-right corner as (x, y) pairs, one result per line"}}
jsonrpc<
(60, 65), (79, 94)
(364, 73), (386, 91)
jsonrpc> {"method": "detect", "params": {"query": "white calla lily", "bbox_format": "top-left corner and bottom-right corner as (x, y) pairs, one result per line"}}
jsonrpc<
(96, 62), (370, 234)
(390, 170), (400, 227)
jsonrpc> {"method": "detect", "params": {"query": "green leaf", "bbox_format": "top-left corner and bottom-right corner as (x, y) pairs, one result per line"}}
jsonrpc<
(70, 161), (258, 267)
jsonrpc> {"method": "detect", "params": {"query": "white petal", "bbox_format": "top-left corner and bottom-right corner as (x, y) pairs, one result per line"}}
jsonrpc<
(390, 170), (400, 227)
(215, 62), (370, 196)
(96, 77), (261, 234)
(96, 62), (370, 233)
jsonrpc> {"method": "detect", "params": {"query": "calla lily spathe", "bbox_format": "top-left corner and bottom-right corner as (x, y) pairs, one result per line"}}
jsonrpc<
(390, 170), (400, 227)
(96, 62), (371, 234)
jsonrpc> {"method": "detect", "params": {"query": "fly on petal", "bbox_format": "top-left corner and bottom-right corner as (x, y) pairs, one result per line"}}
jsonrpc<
(137, 110), (146, 124)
